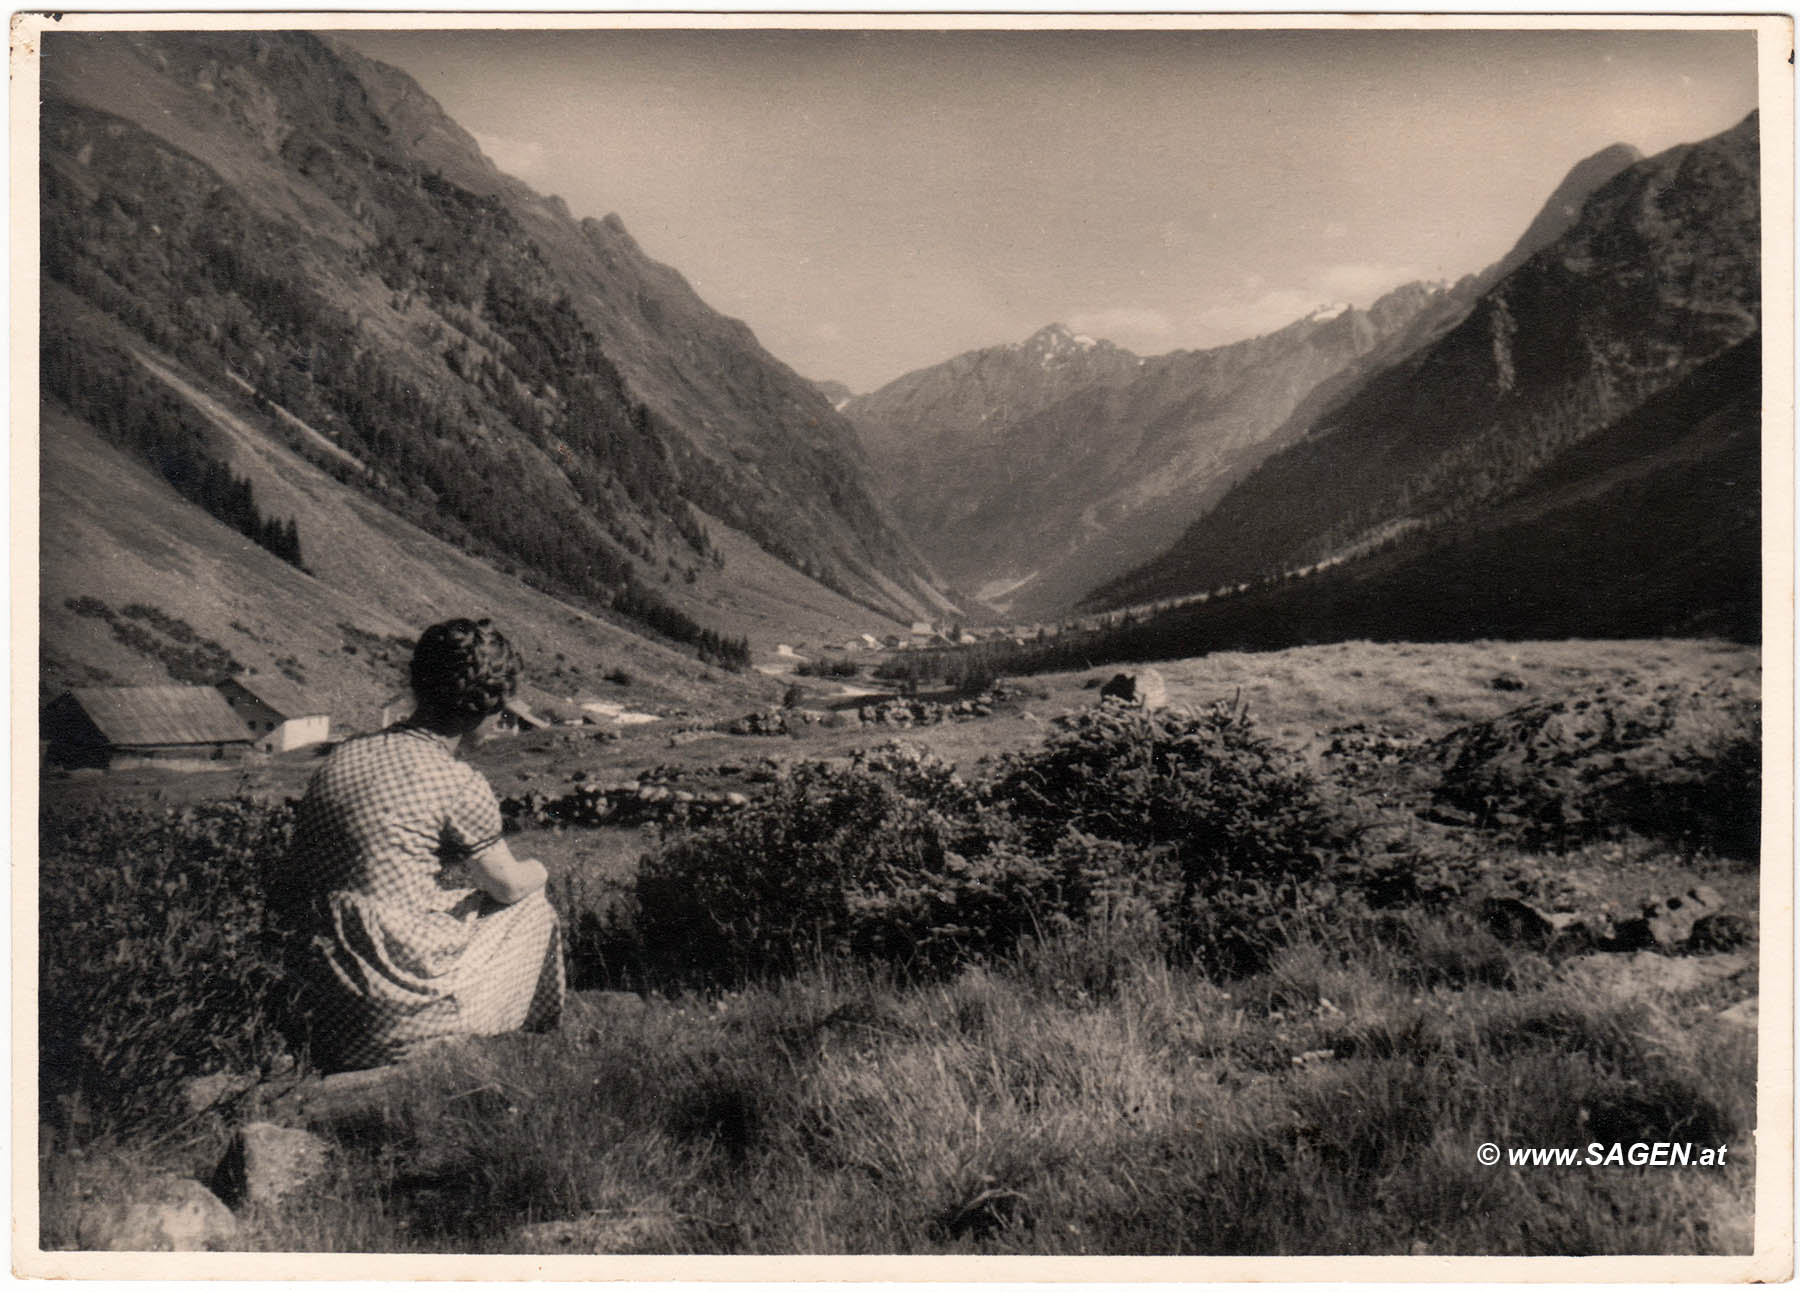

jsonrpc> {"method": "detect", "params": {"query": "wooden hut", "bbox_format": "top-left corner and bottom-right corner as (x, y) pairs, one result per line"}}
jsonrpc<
(43, 686), (255, 769)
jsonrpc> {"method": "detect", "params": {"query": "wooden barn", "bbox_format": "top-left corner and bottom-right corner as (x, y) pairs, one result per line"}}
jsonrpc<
(215, 675), (331, 753)
(43, 686), (255, 769)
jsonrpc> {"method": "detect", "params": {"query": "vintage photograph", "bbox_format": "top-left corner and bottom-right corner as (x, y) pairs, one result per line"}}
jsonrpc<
(20, 12), (1790, 1273)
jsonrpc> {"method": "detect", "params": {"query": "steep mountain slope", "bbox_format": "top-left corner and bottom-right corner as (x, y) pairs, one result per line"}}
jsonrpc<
(1490, 143), (1646, 282)
(37, 341), (774, 726)
(844, 305), (1444, 620)
(1101, 112), (1760, 609)
(1072, 331), (1759, 657)
(1258, 142), (1650, 474)
(39, 29), (946, 654)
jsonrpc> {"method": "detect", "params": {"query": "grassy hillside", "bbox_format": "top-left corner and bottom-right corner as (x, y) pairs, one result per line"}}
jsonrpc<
(38, 388), (775, 726)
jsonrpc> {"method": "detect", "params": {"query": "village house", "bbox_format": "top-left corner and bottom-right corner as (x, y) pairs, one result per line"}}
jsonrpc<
(43, 686), (255, 769)
(216, 675), (331, 753)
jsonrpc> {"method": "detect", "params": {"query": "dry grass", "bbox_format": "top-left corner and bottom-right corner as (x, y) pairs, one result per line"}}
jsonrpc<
(131, 905), (1752, 1256)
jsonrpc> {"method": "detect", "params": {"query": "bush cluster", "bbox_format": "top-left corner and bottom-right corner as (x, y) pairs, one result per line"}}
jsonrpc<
(987, 700), (1357, 973)
(39, 798), (299, 1139)
(632, 746), (1059, 984)
(628, 701), (1358, 986)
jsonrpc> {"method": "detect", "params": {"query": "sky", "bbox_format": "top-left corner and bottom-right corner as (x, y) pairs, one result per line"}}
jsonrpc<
(341, 25), (1760, 392)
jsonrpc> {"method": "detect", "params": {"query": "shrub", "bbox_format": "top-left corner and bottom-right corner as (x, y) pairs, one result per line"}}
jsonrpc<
(631, 746), (1066, 986)
(985, 700), (1357, 973)
(631, 703), (1361, 987)
(39, 797), (299, 1140)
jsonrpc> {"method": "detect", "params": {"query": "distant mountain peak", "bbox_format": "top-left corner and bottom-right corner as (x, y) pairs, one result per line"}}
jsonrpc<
(1014, 322), (1114, 366)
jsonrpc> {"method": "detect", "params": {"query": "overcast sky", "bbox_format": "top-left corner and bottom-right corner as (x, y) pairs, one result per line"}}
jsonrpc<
(341, 25), (1759, 392)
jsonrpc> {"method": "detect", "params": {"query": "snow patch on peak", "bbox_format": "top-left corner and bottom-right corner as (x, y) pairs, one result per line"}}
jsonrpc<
(1309, 302), (1352, 321)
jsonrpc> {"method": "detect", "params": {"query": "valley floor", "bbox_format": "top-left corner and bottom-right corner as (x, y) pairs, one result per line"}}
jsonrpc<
(34, 638), (1769, 1261)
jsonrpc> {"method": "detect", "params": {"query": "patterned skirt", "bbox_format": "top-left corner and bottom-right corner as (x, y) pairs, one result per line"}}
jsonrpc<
(301, 889), (566, 1072)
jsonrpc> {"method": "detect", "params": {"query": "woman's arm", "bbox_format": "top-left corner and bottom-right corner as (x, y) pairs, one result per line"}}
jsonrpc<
(466, 837), (548, 904)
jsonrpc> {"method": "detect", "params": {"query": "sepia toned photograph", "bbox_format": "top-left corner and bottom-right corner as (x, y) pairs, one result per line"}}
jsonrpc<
(15, 11), (1792, 1277)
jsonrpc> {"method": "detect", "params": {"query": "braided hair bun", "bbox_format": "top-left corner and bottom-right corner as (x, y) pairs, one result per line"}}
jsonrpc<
(409, 618), (522, 721)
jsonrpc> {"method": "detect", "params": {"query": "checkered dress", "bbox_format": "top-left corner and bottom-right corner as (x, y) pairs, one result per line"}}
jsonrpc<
(280, 724), (564, 1071)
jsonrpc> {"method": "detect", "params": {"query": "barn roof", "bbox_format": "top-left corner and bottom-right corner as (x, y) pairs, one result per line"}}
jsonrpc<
(219, 673), (324, 719)
(59, 687), (253, 747)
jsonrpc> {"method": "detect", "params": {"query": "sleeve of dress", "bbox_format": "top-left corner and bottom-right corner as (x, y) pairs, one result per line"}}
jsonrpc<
(443, 764), (506, 859)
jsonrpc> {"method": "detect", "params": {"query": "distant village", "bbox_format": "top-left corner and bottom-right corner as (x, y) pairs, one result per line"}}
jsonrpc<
(818, 619), (1064, 654)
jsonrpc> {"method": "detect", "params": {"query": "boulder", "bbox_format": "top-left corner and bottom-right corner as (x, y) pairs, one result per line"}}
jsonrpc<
(1429, 678), (1760, 853)
(1480, 896), (1594, 948)
(78, 1177), (239, 1251)
(1098, 668), (1167, 709)
(1644, 886), (1727, 948)
(180, 1070), (257, 1116)
(212, 1121), (332, 1209)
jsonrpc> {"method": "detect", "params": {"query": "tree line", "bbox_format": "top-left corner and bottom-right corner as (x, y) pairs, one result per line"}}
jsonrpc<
(41, 321), (307, 572)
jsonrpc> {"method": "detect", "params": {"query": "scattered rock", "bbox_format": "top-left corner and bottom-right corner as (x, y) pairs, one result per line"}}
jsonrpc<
(1490, 672), (1527, 692)
(212, 1122), (331, 1209)
(78, 1177), (239, 1251)
(264, 1053), (443, 1123)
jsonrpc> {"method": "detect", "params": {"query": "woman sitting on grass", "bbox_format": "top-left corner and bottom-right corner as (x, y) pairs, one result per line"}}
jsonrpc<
(273, 618), (564, 1072)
